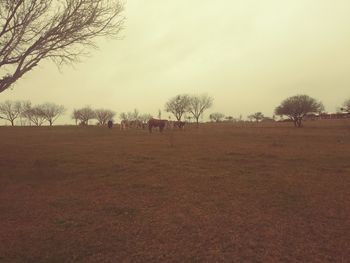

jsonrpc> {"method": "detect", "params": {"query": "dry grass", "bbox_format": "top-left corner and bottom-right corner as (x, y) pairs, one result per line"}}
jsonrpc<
(0, 120), (349, 262)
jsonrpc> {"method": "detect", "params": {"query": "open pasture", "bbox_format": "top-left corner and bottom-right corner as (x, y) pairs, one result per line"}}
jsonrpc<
(0, 121), (349, 262)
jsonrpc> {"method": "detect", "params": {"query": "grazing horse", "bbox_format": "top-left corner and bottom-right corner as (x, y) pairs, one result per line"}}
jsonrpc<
(148, 118), (168, 133)
(107, 120), (113, 129)
(173, 121), (186, 130)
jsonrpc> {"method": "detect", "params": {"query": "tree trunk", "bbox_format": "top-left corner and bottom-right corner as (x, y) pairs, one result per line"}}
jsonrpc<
(293, 119), (298, 127)
(10, 120), (14, 126)
(296, 118), (302, 128)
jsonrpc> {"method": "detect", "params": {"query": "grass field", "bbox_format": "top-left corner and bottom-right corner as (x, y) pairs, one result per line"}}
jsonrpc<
(0, 121), (349, 262)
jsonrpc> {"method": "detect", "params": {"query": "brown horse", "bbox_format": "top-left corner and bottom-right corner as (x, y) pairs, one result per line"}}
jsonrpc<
(173, 121), (186, 129)
(148, 118), (168, 133)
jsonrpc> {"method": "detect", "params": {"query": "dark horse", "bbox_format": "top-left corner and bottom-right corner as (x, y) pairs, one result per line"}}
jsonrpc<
(148, 118), (168, 133)
(173, 121), (185, 129)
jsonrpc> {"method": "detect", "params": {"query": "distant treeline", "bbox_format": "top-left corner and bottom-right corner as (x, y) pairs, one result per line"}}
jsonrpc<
(0, 101), (65, 126)
(1, 95), (349, 127)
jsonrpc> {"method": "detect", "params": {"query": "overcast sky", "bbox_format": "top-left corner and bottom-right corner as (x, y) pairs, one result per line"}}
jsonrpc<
(1, 0), (350, 124)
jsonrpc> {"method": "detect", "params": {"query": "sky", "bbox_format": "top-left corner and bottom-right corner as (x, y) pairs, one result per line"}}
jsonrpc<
(1, 0), (350, 125)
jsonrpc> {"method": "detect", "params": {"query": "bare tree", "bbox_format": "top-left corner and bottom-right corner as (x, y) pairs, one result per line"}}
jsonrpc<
(40, 103), (65, 126)
(72, 109), (80, 125)
(140, 113), (152, 123)
(119, 112), (128, 121)
(165, 94), (190, 121)
(209, 112), (225, 122)
(95, 109), (115, 125)
(22, 104), (46, 126)
(275, 95), (324, 127)
(0, 0), (124, 93)
(341, 98), (350, 113)
(73, 106), (95, 125)
(248, 112), (264, 122)
(188, 94), (213, 124)
(119, 109), (140, 122)
(0, 100), (27, 126)
(130, 109), (139, 121)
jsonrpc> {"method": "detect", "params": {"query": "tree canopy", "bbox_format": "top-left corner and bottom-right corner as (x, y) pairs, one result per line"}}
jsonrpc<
(275, 95), (324, 127)
(165, 95), (190, 121)
(95, 109), (115, 125)
(0, 0), (124, 93)
(40, 103), (65, 126)
(341, 98), (350, 113)
(188, 94), (213, 124)
(248, 112), (264, 122)
(0, 100), (26, 126)
(209, 112), (225, 122)
(72, 106), (96, 125)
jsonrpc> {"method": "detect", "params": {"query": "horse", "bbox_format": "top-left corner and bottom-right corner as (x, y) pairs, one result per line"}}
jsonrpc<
(173, 121), (186, 129)
(107, 120), (113, 129)
(148, 118), (168, 133)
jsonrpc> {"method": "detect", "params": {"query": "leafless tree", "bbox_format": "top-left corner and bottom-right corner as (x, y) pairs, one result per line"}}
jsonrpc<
(72, 109), (80, 125)
(130, 109), (139, 121)
(21, 104), (46, 126)
(209, 112), (225, 122)
(119, 112), (128, 121)
(247, 112), (264, 122)
(341, 98), (350, 113)
(165, 94), (190, 121)
(275, 95), (324, 127)
(119, 109), (140, 122)
(139, 113), (152, 123)
(40, 103), (65, 126)
(0, 0), (124, 93)
(188, 94), (213, 124)
(0, 100), (27, 126)
(72, 106), (95, 125)
(95, 108), (115, 125)
(120, 109), (145, 122)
